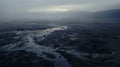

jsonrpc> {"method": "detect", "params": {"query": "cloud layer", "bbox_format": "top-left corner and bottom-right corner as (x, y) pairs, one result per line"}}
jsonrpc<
(0, 0), (120, 21)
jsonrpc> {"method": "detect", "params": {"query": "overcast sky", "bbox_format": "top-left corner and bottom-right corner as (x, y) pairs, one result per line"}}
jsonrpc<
(0, 0), (120, 21)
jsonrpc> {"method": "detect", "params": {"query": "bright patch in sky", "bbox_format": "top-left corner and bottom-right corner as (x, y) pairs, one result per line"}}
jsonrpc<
(27, 5), (89, 13)
(29, 8), (69, 13)
(48, 8), (69, 12)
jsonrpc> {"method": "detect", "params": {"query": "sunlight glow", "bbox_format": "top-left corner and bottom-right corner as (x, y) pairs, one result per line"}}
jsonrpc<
(48, 8), (69, 12)
(27, 5), (89, 13)
(28, 7), (70, 13)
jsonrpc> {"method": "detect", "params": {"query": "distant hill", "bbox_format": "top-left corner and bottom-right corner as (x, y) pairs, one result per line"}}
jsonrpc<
(59, 9), (120, 23)
(92, 9), (120, 19)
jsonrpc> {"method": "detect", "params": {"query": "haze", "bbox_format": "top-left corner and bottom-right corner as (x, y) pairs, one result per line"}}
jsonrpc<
(0, 0), (120, 21)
